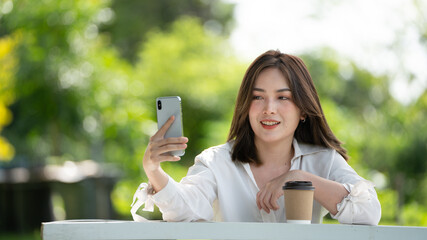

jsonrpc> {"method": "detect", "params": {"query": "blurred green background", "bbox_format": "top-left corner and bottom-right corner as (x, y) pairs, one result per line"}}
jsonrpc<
(0, 0), (426, 239)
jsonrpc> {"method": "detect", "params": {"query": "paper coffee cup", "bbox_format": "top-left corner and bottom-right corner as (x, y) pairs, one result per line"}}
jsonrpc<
(282, 181), (315, 224)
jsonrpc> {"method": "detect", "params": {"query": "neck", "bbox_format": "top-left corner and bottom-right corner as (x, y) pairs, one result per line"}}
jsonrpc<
(254, 137), (294, 166)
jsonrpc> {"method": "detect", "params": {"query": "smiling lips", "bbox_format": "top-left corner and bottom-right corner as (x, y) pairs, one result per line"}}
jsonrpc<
(260, 120), (280, 129)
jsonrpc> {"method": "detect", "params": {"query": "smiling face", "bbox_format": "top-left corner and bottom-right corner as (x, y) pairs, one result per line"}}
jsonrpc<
(249, 67), (304, 146)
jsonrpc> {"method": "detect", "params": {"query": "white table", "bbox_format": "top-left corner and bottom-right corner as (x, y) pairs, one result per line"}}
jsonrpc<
(41, 220), (427, 240)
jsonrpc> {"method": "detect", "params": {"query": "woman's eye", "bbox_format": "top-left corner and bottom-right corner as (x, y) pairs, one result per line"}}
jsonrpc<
(253, 96), (263, 100)
(279, 96), (289, 100)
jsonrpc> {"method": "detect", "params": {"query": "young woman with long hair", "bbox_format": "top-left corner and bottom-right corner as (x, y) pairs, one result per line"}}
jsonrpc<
(132, 50), (381, 225)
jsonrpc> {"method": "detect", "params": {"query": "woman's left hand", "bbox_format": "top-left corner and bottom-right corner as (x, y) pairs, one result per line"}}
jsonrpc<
(256, 170), (302, 213)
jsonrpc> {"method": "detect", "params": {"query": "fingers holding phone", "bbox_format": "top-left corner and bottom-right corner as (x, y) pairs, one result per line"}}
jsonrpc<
(151, 115), (175, 141)
(151, 116), (188, 159)
(143, 97), (187, 172)
(143, 116), (188, 172)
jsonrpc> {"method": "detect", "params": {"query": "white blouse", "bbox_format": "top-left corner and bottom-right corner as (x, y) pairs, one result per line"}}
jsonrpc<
(131, 139), (381, 225)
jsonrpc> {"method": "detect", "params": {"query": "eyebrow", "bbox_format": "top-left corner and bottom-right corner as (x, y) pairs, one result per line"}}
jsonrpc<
(253, 87), (291, 92)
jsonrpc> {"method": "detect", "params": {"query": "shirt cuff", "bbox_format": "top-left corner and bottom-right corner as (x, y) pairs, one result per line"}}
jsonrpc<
(151, 176), (179, 206)
(130, 182), (155, 222)
(331, 180), (376, 224)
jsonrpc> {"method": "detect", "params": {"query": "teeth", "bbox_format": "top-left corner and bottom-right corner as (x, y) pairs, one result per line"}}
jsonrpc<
(261, 121), (280, 126)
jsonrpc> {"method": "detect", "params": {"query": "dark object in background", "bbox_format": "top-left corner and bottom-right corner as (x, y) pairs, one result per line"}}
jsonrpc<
(0, 161), (120, 232)
(0, 179), (53, 232)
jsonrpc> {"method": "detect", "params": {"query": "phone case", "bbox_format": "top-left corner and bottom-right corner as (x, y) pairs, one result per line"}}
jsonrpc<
(156, 96), (184, 156)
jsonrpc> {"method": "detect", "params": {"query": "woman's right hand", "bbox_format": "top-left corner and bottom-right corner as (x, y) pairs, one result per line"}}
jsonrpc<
(143, 115), (188, 173)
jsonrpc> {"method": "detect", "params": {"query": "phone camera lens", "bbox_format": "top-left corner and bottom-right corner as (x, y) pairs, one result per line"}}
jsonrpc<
(157, 100), (162, 110)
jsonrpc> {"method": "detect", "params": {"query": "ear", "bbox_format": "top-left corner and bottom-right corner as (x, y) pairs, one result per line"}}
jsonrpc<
(300, 113), (307, 121)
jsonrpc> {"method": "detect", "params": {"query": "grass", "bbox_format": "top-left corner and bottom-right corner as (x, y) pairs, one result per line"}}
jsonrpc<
(0, 230), (41, 240)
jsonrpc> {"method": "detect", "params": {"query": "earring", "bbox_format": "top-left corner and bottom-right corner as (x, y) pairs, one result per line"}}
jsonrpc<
(301, 118), (306, 123)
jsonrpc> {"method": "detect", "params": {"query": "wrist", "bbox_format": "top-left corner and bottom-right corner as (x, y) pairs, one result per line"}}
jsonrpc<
(286, 170), (306, 182)
(143, 161), (161, 175)
(142, 165), (168, 193)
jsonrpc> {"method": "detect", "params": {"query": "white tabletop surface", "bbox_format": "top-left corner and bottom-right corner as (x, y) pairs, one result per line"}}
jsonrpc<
(41, 220), (427, 240)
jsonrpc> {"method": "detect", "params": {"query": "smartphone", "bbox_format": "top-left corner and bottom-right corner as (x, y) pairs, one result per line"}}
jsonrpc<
(156, 96), (185, 156)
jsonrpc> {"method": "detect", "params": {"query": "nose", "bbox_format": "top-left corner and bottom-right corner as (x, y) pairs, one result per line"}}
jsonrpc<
(263, 98), (276, 115)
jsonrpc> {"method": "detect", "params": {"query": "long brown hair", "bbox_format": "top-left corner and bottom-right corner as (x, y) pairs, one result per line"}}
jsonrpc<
(227, 50), (348, 165)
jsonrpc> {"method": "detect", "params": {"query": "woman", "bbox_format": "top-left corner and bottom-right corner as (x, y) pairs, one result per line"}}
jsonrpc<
(131, 50), (381, 225)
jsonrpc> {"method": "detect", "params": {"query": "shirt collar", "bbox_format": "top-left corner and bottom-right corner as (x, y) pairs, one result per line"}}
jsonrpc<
(291, 138), (328, 162)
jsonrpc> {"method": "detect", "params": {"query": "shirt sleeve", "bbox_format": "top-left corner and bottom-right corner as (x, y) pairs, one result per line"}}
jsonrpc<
(328, 151), (381, 225)
(131, 154), (218, 222)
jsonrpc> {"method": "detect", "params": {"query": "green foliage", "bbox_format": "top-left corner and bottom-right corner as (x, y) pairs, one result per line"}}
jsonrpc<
(402, 202), (427, 226)
(1, 0), (114, 165)
(1, 0), (427, 227)
(1, 0), (242, 221)
(136, 17), (244, 166)
(101, 0), (235, 62)
(0, 231), (40, 240)
(377, 189), (398, 225)
(0, 34), (17, 161)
